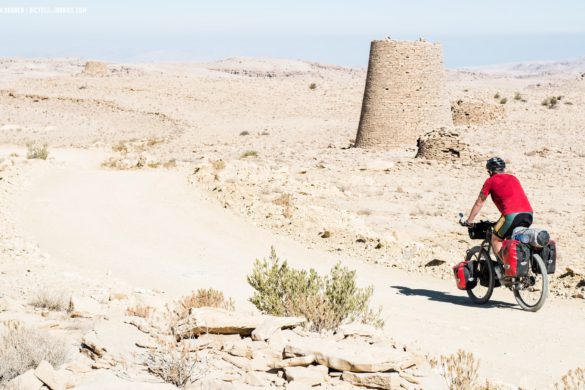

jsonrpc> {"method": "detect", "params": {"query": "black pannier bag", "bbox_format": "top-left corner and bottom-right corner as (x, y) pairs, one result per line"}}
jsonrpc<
(468, 221), (493, 240)
(534, 240), (557, 274)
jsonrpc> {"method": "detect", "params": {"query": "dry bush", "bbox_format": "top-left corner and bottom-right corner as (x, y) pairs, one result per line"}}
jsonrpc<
(241, 150), (258, 158)
(309, 83), (317, 90)
(29, 290), (67, 311)
(239, 130), (250, 136)
(514, 92), (522, 101)
(146, 340), (197, 388)
(273, 193), (293, 219)
(26, 142), (49, 160)
(439, 349), (480, 390)
(163, 159), (177, 168)
(493, 92), (500, 99)
(126, 304), (154, 318)
(147, 138), (164, 147)
(247, 247), (383, 332)
(212, 159), (226, 170)
(0, 326), (68, 384)
(555, 367), (585, 390)
(148, 161), (161, 168)
(175, 288), (235, 320)
(542, 96), (560, 109)
(112, 141), (128, 153)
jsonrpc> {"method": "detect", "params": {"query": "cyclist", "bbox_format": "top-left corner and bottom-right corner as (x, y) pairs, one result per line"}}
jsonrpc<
(465, 157), (533, 261)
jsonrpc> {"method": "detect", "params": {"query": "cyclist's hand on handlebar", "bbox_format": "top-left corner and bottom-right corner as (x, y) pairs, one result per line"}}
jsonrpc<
(459, 215), (472, 227)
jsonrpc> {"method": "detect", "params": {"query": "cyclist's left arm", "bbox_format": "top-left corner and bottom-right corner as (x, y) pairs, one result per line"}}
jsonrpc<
(467, 192), (487, 224)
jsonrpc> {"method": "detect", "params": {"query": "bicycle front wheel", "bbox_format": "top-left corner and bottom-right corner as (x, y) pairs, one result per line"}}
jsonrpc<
(514, 254), (548, 312)
(465, 246), (495, 304)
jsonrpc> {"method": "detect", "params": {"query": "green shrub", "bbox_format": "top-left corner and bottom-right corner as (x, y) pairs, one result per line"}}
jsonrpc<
(247, 247), (383, 331)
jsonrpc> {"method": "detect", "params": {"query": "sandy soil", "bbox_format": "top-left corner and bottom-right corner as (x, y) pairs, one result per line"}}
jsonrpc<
(1, 56), (585, 388)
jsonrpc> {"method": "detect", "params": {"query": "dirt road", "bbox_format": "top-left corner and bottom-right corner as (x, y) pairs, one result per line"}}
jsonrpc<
(12, 149), (585, 388)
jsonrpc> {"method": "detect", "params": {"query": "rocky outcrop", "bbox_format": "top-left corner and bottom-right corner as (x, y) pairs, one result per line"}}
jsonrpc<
(82, 61), (109, 76)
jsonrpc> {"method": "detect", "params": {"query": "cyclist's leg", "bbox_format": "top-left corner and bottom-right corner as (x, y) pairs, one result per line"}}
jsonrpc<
(492, 215), (507, 261)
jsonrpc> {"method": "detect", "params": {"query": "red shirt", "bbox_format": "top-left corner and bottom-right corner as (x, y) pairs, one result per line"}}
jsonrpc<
(481, 173), (532, 215)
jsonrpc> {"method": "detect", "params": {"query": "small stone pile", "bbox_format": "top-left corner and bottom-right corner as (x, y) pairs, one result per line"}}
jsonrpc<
(82, 61), (109, 76)
(451, 99), (506, 126)
(415, 127), (472, 162)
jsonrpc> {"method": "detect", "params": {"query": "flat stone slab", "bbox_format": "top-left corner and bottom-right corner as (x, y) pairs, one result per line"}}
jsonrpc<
(173, 307), (304, 339)
(284, 337), (415, 373)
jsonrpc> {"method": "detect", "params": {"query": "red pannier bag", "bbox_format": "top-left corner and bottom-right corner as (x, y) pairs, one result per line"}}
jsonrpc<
(453, 261), (477, 290)
(501, 239), (530, 277)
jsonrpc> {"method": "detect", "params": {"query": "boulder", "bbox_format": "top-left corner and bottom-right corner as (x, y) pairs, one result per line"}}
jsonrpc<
(284, 365), (329, 386)
(69, 295), (105, 318)
(284, 337), (415, 373)
(34, 360), (66, 390)
(251, 316), (305, 341)
(80, 321), (152, 363)
(342, 371), (405, 390)
(82, 61), (109, 76)
(273, 355), (316, 369)
(5, 369), (44, 390)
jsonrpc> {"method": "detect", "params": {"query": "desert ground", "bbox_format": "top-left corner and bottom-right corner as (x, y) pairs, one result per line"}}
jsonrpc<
(0, 56), (584, 389)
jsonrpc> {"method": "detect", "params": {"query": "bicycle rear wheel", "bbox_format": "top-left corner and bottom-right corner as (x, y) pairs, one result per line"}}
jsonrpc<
(465, 246), (495, 304)
(514, 254), (548, 312)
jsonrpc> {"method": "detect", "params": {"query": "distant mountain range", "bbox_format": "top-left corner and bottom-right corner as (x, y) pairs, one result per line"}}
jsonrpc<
(465, 57), (585, 76)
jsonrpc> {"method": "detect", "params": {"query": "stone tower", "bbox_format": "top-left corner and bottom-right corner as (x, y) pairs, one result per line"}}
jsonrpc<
(355, 39), (452, 149)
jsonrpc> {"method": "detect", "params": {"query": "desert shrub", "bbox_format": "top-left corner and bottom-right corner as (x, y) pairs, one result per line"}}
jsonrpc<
(273, 193), (293, 219)
(555, 367), (585, 390)
(112, 141), (128, 153)
(175, 288), (235, 320)
(514, 92), (522, 101)
(147, 138), (164, 147)
(212, 159), (226, 170)
(542, 96), (559, 109)
(148, 161), (161, 168)
(240, 150), (258, 158)
(247, 247), (383, 331)
(493, 92), (500, 99)
(439, 349), (480, 390)
(146, 340), (197, 387)
(29, 290), (67, 311)
(239, 130), (250, 136)
(499, 98), (508, 105)
(163, 159), (177, 168)
(126, 304), (154, 318)
(26, 142), (49, 160)
(309, 83), (317, 90)
(0, 326), (68, 384)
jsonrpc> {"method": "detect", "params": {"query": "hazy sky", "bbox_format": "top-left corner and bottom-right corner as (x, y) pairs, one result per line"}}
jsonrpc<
(1, 0), (584, 67)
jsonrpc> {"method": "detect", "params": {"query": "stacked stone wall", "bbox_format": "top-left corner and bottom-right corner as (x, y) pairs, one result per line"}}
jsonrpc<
(451, 99), (506, 126)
